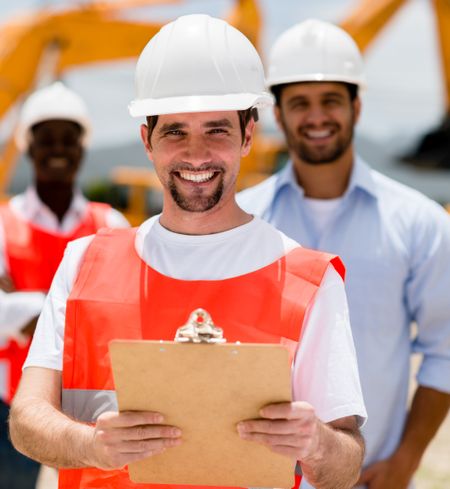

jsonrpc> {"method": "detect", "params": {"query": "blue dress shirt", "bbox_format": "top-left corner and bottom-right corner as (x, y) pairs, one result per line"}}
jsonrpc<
(238, 157), (450, 482)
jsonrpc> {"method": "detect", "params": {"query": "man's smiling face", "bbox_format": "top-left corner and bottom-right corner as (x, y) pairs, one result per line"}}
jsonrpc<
(141, 111), (253, 213)
(276, 82), (360, 166)
(28, 119), (84, 185)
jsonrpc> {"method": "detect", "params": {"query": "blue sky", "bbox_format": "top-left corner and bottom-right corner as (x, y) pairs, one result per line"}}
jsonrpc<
(0, 0), (445, 152)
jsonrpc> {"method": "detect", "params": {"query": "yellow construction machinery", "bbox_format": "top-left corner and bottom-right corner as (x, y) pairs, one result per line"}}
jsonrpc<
(340, 0), (450, 169)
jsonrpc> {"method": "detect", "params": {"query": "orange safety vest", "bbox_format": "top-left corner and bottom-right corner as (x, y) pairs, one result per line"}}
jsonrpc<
(0, 202), (111, 404)
(60, 227), (345, 489)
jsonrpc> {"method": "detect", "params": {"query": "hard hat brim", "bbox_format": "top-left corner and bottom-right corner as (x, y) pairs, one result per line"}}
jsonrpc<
(128, 93), (273, 118)
(15, 115), (92, 152)
(267, 74), (366, 91)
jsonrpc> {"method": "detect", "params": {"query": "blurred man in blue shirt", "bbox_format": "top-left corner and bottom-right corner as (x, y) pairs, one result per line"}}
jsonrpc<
(238, 19), (450, 489)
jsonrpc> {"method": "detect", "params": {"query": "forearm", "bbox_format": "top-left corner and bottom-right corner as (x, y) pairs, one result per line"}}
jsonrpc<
(10, 392), (94, 468)
(10, 395), (94, 468)
(301, 421), (364, 489)
(393, 386), (450, 473)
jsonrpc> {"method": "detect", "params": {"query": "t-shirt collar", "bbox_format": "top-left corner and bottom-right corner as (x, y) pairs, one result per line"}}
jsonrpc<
(275, 156), (378, 200)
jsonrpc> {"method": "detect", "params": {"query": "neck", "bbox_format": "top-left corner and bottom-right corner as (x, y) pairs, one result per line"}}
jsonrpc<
(291, 147), (354, 199)
(35, 181), (74, 223)
(159, 196), (252, 235)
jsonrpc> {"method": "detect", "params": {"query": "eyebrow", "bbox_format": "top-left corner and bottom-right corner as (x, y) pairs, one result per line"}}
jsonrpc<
(203, 119), (233, 129)
(322, 92), (345, 98)
(289, 92), (344, 101)
(157, 118), (233, 135)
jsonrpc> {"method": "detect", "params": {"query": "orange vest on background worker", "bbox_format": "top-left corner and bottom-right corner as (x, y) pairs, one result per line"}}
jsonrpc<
(59, 227), (345, 489)
(0, 202), (111, 403)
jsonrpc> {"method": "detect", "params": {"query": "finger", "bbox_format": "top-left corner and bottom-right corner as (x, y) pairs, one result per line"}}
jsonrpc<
(97, 411), (164, 428)
(260, 402), (315, 420)
(238, 419), (299, 435)
(116, 436), (182, 454)
(114, 447), (167, 468)
(114, 425), (182, 441)
(270, 444), (299, 458)
(238, 431), (303, 447)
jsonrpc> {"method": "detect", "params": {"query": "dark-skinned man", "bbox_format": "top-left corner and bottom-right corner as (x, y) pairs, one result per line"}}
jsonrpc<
(238, 19), (450, 489)
(0, 82), (129, 489)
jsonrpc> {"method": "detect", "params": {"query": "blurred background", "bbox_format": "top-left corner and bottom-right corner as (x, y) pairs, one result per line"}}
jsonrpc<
(2, 0), (450, 225)
(0, 2), (449, 488)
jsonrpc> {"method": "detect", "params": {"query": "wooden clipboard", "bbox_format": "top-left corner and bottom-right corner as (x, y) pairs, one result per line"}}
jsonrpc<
(110, 337), (295, 488)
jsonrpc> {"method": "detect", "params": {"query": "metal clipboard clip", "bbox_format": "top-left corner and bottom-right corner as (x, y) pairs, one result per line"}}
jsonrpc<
(174, 308), (227, 344)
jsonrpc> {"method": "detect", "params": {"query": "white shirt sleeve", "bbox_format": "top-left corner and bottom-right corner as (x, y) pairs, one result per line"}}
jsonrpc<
(0, 290), (46, 338)
(105, 208), (130, 228)
(292, 265), (367, 426)
(23, 235), (94, 371)
(0, 217), (47, 338)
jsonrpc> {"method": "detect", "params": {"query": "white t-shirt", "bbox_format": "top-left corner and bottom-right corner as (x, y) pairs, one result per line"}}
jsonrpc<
(25, 216), (367, 426)
(303, 196), (343, 236)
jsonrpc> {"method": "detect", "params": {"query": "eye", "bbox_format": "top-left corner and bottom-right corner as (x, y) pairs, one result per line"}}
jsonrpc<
(38, 138), (54, 147)
(207, 128), (228, 135)
(165, 130), (186, 137)
(323, 98), (341, 107)
(289, 100), (308, 110)
(63, 136), (79, 147)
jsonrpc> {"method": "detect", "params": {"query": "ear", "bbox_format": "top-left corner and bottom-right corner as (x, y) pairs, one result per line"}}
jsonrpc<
(27, 139), (34, 160)
(353, 96), (362, 124)
(241, 117), (255, 158)
(273, 105), (284, 132)
(140, 124), (153, 160)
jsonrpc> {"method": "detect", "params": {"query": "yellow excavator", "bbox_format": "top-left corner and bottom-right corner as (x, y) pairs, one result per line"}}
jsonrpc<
(0, 0), (284, 224)
(340, 0), (450, 170)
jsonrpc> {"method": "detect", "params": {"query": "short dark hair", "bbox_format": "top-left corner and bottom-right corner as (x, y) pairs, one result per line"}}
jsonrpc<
(271, 82), (359, 106)
(145, 108), (257, 144)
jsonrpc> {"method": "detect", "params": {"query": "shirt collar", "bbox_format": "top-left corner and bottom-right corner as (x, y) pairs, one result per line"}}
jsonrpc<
(275, 155), (378, 200)
(346, 156), (379, 200)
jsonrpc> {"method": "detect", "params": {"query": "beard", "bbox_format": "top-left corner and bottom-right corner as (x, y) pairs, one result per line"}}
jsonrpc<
(167, 164), (225, 213)
(281, 116), (355, 165)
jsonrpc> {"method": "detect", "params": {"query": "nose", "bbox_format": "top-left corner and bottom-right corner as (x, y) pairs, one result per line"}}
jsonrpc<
(304, 105), (329, 127)
(182, 135), (213, 166)
(49, 139), (67, 156)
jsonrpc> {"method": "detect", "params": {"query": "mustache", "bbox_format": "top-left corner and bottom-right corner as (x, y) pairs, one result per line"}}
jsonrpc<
(298, 122), (339, 132)
(169, 163), (225, 173)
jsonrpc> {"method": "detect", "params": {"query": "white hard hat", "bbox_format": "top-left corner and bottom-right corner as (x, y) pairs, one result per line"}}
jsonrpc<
(16, 82), (91, 151)
(267, 19), (366, 90)
(129, 14), (273, 117)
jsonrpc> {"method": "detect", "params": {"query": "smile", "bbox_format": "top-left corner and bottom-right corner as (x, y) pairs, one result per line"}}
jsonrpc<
(303, 129), (334, 140)
(47, 157), (69, 168)
(177, 170), (217, 183)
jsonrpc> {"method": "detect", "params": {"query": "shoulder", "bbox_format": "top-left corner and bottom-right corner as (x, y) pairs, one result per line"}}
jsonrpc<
(2, 193), (24, 217)
(65, 234), (97, 263)
(105, 207), (130, 228)
(249, 216), (300, 253)
(87, 201), (130, 228)
(237, 172), (282, 215)
(372, 169), (444, 213)
(369, 169), (450, 234)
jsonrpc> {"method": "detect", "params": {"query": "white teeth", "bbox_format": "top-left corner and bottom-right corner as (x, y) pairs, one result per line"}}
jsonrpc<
(48, 158), (68, 168)
(179, 171), (215, 183)
(306, 130), (332, 139)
